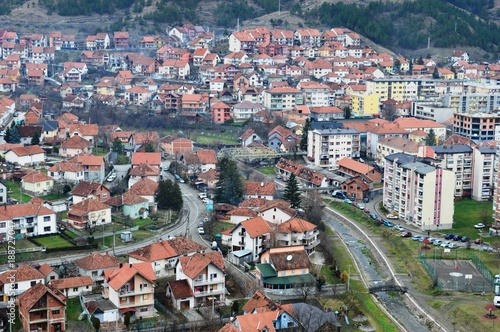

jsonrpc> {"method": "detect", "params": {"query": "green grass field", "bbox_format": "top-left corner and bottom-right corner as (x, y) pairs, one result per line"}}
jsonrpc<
(32, 235), (74, 249)
(5, 180), (32, 203)
(40, 193), (68, 201)
(453, 199), (493, 239)
(209, 221), (234, 237)
(257, 166), (276, 175)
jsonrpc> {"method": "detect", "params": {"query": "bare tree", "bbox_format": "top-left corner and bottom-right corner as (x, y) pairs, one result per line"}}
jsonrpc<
(302, 190), (325, 227)
(294, 276), (317, 302)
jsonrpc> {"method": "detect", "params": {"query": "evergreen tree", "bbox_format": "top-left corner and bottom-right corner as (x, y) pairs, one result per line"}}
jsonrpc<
(283, 173), (302, 209)
(155, 179), (183, 211)
(343, 106), (352, 119)
(417, 56), (424, 65)
(409, 58), (413, 73)
(112, 137), (124, 155)
(9, 127), (20, 144)
(425, 128), (437, 146)
(145, 142), (155, 152)
(300, 118), (312, 151)
(4, 127), (11, 143)
(31, 130), (40, 145)
(432, 67), (440, 79)
(215, 157), (244, 206)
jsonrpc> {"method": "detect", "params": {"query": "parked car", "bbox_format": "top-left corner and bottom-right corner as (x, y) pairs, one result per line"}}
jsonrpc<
(444, 234), (455, 240)
(363, 197), (369, 203)
(448, 243), (459, 249)
(453, 235), (463, 241)
(394, 224), (404, 232)
(474, 223), (485, 229)
(482, 246), (493, 252)
(364, 208), (370, 213)
(333, 190), (347, 199)
(198, 227), (205, 235)
(411, 235), (421, 241)
(281, 177), (288, 182)
(275, 174), (282, 179)
(357, 204), (365, 210)
(461, 236), (470, 243)
(386, 212), (398, 219)
(474, 238), (483, 245)
(433, 240), (443, 246)
(352, 202), (358, 208)
(440, 241), (451, 248)
(203, 217), (210, 223)
(369, 213), (377, 220)
(419, 236), (429, 242)
(343, 198), (353, 204)
(383, 220), (393, 227)
(401, 232), (412, 238)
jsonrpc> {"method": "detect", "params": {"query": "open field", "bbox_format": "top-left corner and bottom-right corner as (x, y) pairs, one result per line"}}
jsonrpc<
(32, 235), (74, 249)
(5, 180), (32, 203)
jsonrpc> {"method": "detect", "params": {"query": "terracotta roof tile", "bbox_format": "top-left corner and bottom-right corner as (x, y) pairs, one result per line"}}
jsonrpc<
(129, 178), (159, 196)
(337, 157), (375, 175)
(8, 145), (45, 157)
(227, 208), (258, 218)
(39, 263), (55, 276)
(258, 199), (297, 218)
(22, 170), (53, 183)
(178, 252), (225, 279)
(242, 291), (272, 313)
(238, 198), (269, 209)
(129, 163), (160, 176)
(131, 152), (161, 166)
(128, 237), (205, 262)
(72, 181), (109, 197)
(240, 216), (272, 238)
(70, 198), (110, 214)
(197, 168), (218, 181)
(104, 262), (156, 291)
(196, 150), (217, 164)
(68, 154), (104, 166)
(18, 283), (66, 311)
(48, 161), (84, 173)
(69, 123), (99, 136)
(244, 182), (276, 196)
(270, 248), (310, 270)
(74, 252), (121, 271)
(277, 218), (317, 233)
(62, 135), (92, 149)
(0, 264), (44, 283)
(168, 279), (194, 299)
(50, 276), (93, 289)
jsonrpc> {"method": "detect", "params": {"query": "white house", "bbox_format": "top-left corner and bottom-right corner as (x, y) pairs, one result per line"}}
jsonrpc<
(73, 252), (121, 284)
(227, 216), (272, 261)
(0, 265), (45, 301)
(244, 182), (276, 200)
(5, 145), (45, 165)
(258, 200), (296, 224)
(50, 276), (93, 298)
(47, 162), (85, 183)
(0, 201), (58, 237)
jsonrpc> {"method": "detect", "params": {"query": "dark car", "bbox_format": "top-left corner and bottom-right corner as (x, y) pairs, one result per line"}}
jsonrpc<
(444, 234), (454, 240)
(453, 234), (462, 241)
(401, 231), (412, 238)
(369, 213), (377, 220)
(474, 238), (483, 245)
(461, 236), (470, 243)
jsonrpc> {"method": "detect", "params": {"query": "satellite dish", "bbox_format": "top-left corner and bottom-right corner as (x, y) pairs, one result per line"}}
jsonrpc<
(286, 255), (293, 261)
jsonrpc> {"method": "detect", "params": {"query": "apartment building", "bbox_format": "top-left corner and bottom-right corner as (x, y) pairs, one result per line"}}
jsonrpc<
(453, 112), (500, 141)
(472, 145), (496, 201)
(383, 153), (454, 231)
(307, 127), (361, 170)
(0, 202), (57, 238)
(423, 145), (474, 197)
(262, 87), (304, 111)
(411, 100), (455, 123)
(444, 93), (500, 113)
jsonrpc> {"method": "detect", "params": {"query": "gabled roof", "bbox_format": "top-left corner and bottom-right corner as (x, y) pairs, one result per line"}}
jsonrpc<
(105, 191), (148, 207)
(131, 152), (161, 166)
(129, 163), (160, 176)
(7, 145), (44, 157)
(196, 150), (217, 164)
(0, 264), (44, 283)
(72, 181), (109, 197)
(18, 283), (66, 311)
(128, 237), (205, 262)
(70, 198), (110, 213)
(245, 182), (275, 196)
(50, 276), (93, 289)
(277, 218), (316, 233)
(241, 291), (272, 314)
(129, 178), (159, 196)
(39, 264), (56, 277)
(178, 251), (225, 279)
(104, 262), (156, 291)
(62, 135), (92, 149)
(239, 216), (272, 238)
(258, 199), (296, 218)
(168, 279), (194, 299)
(227, 208), (258, 218)
(337, 157), (375, 175)
(270, 248), (310, 270)
(22, 170), (53, 183)
(74, 252), (121, 271)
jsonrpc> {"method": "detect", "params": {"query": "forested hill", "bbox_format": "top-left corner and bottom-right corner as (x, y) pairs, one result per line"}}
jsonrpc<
(0, 0), (499, 55)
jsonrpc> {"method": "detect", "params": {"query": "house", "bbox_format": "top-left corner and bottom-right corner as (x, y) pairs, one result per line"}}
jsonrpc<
(0, 264), (45, 301)
(0, 202), (58, 238)
(244, 181), (276, 200)
(227, 216), (272, 261)
(128, 178), (159, 211)
(226, 207), (258, 225)
(231, 307), (301, 332)
(196, 168), (218, 189)
(128, 237), (205, 278)
(0, 181), (6, 204)
(275, 218), (320, 254)
(83, 298), (119, 324)
(180, 149), (218, 175)
(337, 157), (382, 183)
(239, 128), (262, 147)
(48, 162), (85, 184)
(50, 276), (93, 298)
(309, 106), (344, 122)
(103, 262), (156, 319)
(451, 50), (469, 62)
(169, 251), (225, 309)
(128, 163), (160, 188)
(72, 181), (111, 204)
(160, 136), (194, 155)
(21, 170), (54, 196)
(211, 101), (231, 124)
(232, 101), (265, 122)
(125, 87), (152, 106)
(17, 125), (43, 145)
(68, 154), (106, 182)
(60, 135), (92, 157)
(73, 252), (121, 283)
(268, 125), (300, 152)
(128, 131), (160, 152)
(131, 152), (161, 168)
(69, 123), (99, 143)
(18, 283), (66, 332)
(342, 176), (371, 201)
(113, 31), (129, 49)
(258, 200), (297, 224)
(68, 198), (112, 229)
(105, 191), (149, 220)
(39, 264), (59, 284)
(5, 145), (45, 165)
(256, 246), (316, 294)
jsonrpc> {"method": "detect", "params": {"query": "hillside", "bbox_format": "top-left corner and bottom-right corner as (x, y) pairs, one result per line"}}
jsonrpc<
(0, 0), (499, 58)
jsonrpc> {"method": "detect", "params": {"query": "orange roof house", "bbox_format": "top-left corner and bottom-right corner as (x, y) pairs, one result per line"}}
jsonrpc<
(337, 157), (382, 183)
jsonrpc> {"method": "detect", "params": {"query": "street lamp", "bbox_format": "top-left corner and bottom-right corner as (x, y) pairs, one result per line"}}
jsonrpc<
(347, 265), (352, 291)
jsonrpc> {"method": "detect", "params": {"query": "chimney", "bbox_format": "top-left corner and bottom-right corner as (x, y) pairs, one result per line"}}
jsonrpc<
(119, 263), (123, 268)
(261, 182), (264, 187)
(129, 264), (132, 268)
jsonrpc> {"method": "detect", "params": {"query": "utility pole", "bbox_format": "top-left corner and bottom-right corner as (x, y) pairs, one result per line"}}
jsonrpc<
(427, 36), (430, 50)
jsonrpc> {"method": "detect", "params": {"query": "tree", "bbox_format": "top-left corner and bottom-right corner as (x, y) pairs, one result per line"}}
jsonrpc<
(302, 190), (325, 230)
(111, 137), (124, 155)
(4, 127), (10, 143)
(425, 128), (437, 146)
(343, 106), (352, 119)
(215, 157), (244, 206)
(417, 56), (424, 65)
(31, 130), (40, 145)
(300, 118), (312, 152)
(283, 173), (301, 209)
(145, 142), (155, 152)
(8, 127), (20, 144)
(432, 67), (440, 79)
(394, 58), (401, 73)
(156, 179), (183, 211)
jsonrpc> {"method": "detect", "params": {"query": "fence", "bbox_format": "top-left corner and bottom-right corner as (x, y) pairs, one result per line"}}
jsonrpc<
(418, 250), (495, 292)
(0, 246), (45, 256)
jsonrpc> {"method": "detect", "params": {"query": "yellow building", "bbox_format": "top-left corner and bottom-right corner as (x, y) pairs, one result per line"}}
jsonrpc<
(351, 93), (380, 117)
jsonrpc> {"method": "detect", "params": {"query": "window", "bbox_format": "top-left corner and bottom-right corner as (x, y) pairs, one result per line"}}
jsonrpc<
(73, 287), (78, 292)
(44, 216), (51, 222)
(52, 310), (60, 315)
(31, 281), (36, 286)
(44, 227), (51, 232)
(140, 307), (148, 313)
(0, 223), (5, 228)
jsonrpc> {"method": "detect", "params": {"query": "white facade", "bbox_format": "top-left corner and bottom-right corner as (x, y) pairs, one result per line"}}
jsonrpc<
(5, 151), (44, 165)
(472, 146), (496, 201)
(307, 128), (361, 170)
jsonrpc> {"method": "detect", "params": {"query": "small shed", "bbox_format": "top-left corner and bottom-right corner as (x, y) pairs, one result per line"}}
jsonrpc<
(120, 231), (132, 242)
(228, 249), (253, 266)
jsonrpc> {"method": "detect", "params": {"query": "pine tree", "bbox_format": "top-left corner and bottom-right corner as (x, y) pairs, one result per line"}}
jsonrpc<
(215, 157), (244, 206)
(9, 127), (20, 144)
(4, 127), (11, 143)
(31, 130), (40, 145)
(170, 181), (183, 211)
(300, 118), (312, 151)
(155, 180), (172, 210)
(425, 128), (437, 146)
(283, 173), (302, 209)
(145, 142), (155, 152)
(432, 67), (440, 79)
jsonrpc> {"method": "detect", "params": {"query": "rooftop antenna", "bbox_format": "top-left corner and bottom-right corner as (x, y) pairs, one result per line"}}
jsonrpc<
(427, 36), (430, 50)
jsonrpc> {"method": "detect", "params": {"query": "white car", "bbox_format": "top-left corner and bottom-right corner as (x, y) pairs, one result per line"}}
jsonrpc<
(474, 223), (485, 229)
(386, 213), (398, 219)
(440, 241), (450, 248)
(198, 227), (205, 235)
(393, 225), (404, 232)
(357, 204), (365, 210)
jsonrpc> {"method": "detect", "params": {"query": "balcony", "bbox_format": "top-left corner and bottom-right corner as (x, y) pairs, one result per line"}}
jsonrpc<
(238, 241), (245, 245)
(304, 239), (320, 250)
(303, 230), (319, 240)
(194, 288), (225, 297)
(237, 232), (245, 236)
(194, 278), (224, 286)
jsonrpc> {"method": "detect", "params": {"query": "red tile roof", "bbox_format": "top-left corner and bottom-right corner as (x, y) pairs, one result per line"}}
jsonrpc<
(128, 237), (205, 262)
(196, 150), (217, 164)
(22, 170), (53, 183)
(129, 178), (159, 196)
(129, 163), (160, 176)
(62, 135), (92, 149)
(70, 198), (110, 214)
(277, 218), (317, 233)
(104, 262), (156, 291)
(227, 207), (258, 217)
(0, 264), (44, 283)
(178, 252), (225, 279)
(72, 181), (109, 197)
(240, 216), (272, 238)
(50, 276), (93, 289)
(18, 283), (66, 311)
(131, 152), (161, 166)
(74, 252), (121, 271)
(8, 145), (44, 156)
(244, 182), (276, 196)
(168, 279), (194, 299)
(337, 157), (375, 175)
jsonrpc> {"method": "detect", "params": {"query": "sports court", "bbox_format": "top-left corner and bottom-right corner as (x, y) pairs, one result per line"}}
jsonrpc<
(431, 259), (494, 292)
